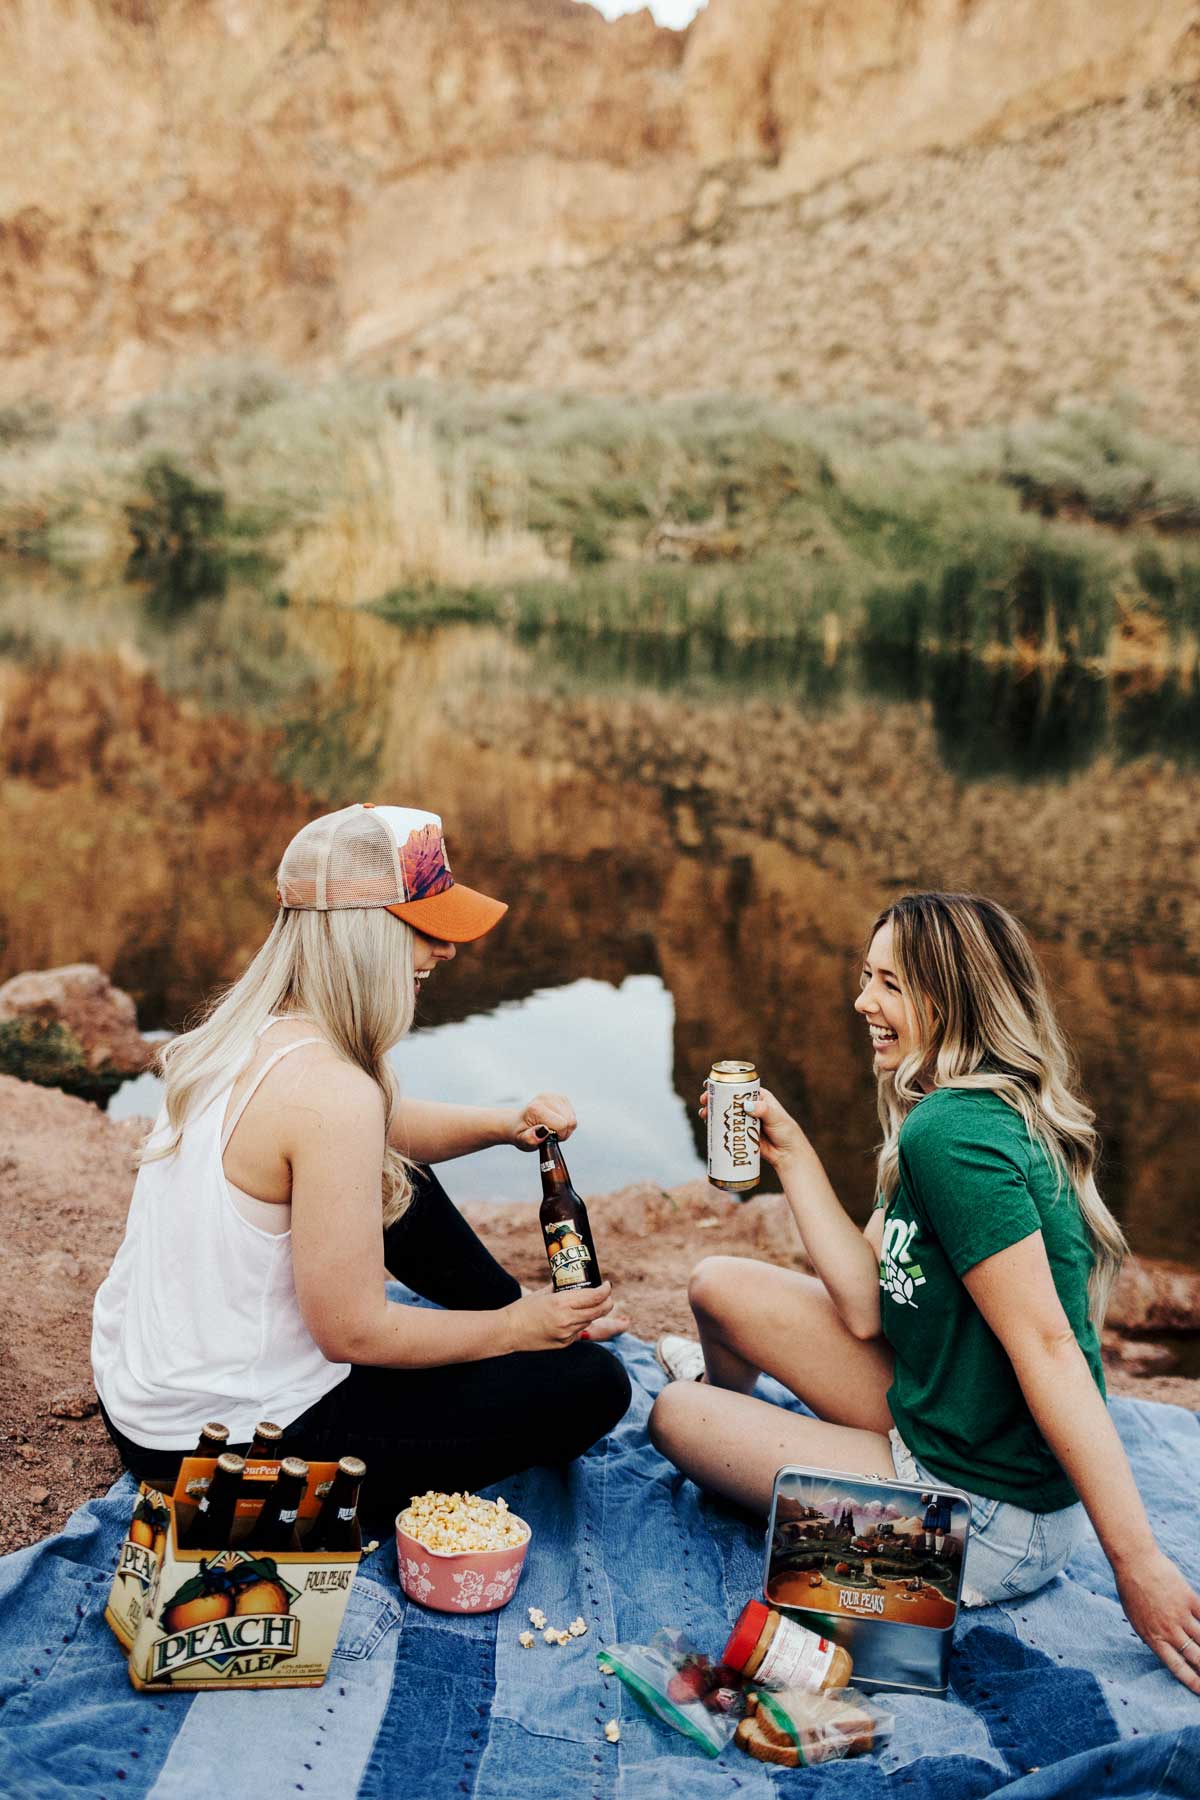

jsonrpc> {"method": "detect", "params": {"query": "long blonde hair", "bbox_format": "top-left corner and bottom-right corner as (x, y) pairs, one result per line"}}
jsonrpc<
(872, 891), (1126, 1327)
(143, 906), (417, 1225)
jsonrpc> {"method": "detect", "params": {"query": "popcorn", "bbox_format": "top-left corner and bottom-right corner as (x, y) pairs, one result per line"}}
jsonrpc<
(519, 1631), (535, 1649)
(543, 1626), (560, 1645)
(397, 1490), (529, 1555)
(528, 1607), (547, 1629)
(568, 1617), (588, 1638)
(604, 1719), (621, 1744)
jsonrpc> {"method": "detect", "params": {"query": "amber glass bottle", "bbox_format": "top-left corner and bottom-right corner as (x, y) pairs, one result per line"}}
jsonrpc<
(178, 1451), (246, 1551)
(305, 1457), (366, 1553)
(247, 1455), (309, 1552)
(538, 1133), (602, 1291)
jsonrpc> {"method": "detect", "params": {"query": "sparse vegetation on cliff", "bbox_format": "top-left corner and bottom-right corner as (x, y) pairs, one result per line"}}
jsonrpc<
(2, 372), (1199, 665)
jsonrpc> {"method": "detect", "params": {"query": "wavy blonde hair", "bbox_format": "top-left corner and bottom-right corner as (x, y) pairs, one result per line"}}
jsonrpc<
(872, 891), (1126, 1327)
(142, 906), (417, 1225)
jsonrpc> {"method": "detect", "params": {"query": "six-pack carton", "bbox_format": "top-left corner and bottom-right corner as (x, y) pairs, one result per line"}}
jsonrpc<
(105, 1456), (361, 1690)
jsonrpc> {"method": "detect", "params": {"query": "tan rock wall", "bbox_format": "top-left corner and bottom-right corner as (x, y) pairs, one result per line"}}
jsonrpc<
(0, 0), (689, 405)
(2, 0), (1197, 413)
(683, 0), (1200, 196)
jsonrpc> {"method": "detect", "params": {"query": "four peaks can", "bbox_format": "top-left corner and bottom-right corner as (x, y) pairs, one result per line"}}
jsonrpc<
(706, 1060), (761, 1196)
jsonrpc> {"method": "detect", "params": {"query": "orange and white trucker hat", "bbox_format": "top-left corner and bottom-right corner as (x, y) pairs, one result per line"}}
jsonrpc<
(276, 803), (507, 943)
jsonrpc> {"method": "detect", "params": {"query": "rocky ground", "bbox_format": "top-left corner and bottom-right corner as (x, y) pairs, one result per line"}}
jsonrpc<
(2, 1071), (1198, 1561)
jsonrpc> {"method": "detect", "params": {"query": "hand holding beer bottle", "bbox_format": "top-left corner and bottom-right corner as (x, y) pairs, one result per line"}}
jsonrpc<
(508, 1092), (578, 1152)
(504, 1282), (615, 1351)
(497, 1132), (615, 1350)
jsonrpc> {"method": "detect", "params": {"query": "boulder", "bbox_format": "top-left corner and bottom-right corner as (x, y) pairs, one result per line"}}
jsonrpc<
(0, 964), (154, 1102)
(1107, 1257), (1200, 1335)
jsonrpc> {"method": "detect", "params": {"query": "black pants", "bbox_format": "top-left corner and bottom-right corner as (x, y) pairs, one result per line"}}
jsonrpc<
(101, 1165), (631, 1534)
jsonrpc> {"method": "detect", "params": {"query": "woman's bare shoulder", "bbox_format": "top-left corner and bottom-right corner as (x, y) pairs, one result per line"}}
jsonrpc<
(271, 1042), (386, 1135)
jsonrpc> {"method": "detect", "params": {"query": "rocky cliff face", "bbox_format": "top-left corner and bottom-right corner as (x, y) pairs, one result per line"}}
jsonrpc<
(0, 0), (689, 406)
(1, 0), (1197, 422)
(683, 0), (1199, 194)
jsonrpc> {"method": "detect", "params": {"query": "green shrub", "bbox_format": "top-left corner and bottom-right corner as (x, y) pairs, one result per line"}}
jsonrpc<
(0, 1017), (123, 1103)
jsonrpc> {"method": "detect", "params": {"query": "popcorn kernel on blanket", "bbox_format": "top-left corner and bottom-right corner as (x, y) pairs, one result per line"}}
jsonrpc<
(518, 1631), (535, 1649)
(604, 1719), (621, 1744)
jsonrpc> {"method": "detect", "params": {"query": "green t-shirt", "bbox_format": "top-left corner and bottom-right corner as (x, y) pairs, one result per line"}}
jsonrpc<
(877, 1086), (1105, 1512)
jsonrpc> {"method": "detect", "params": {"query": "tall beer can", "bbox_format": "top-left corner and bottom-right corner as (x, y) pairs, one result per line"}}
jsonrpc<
(706, 1060), (761, 1196)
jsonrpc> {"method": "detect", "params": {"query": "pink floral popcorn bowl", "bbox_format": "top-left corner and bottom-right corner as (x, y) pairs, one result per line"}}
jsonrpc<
(395, 1493), (532, 1614)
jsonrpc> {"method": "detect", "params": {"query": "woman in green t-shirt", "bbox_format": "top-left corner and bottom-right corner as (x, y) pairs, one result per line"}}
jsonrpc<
(650, 890), (1200, 1692)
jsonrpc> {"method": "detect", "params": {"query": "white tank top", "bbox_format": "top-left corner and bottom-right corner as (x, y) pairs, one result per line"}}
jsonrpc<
(91, 1026), (349, 1449)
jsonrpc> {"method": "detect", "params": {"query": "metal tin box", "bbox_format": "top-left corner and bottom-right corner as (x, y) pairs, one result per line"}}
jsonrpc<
(764, 1465), (972, 1699)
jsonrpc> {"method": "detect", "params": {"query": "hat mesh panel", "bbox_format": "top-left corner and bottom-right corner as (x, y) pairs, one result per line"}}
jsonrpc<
(277, 808), (405, 910)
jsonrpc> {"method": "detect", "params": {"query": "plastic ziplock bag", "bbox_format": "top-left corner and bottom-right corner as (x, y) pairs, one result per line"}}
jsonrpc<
(735, 1685), (895, 1767)
(597, 1629), (746, 1758)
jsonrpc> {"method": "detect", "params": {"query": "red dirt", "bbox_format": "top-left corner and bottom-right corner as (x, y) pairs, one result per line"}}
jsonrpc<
(0, 1074), (1196, 1559)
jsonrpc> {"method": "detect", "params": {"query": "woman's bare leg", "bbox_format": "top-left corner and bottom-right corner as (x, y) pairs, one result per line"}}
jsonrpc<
(648, 1255), (897, 1513)
(688, 1256), (894, 1430)
(649, 1383), (896, 1514)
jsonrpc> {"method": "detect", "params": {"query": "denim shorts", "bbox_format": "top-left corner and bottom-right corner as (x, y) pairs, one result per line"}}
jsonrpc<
(889, 1428), (1086, 1608)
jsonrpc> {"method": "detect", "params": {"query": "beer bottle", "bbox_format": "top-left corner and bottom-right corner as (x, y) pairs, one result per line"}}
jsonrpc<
(305, 1456), (366, 1553)
(538, 1132), (603, 1292)
(178, 1451), (245, 1550)
(190, 1421), (230, 1458)
(247, 1455), (309, 1552)
(247, 1421), (284, 1462)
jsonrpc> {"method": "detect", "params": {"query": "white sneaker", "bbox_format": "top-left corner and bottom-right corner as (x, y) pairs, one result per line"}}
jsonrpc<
(654, 1334), (706, 1383)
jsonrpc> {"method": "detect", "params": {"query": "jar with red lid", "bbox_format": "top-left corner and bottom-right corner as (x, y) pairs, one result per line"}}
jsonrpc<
(723, 1599), (853, 1692)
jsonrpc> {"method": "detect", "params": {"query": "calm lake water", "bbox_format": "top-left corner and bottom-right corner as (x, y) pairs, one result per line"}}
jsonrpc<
(2, 567), (1199, 1265)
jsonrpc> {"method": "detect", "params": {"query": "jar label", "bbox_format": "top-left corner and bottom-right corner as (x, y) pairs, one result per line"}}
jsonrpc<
(756, 1620), (836, 1691)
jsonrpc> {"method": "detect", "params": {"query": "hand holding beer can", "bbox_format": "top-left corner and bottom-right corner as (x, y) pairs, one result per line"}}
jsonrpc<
(706, 1060), (761, 1197)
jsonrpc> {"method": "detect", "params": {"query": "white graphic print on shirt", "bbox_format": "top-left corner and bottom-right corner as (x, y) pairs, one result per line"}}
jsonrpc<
(880, 1213), (927, 1308)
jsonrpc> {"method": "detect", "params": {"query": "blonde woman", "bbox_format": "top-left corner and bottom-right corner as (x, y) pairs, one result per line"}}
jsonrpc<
(651, 892), (1200, 1692)
(92, 803), (630, 1533)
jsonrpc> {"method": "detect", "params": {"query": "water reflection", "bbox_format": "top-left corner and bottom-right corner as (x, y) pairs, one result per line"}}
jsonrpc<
(112, 978), (708, 1203)
(536, 627), (1200, 780)
(923, 655), (1110, 781)
(524, 626), (852, 709)
(2, 566), (1199, 1267)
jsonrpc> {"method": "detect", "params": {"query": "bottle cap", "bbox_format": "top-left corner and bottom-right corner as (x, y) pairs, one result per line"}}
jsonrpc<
(722, 1598), (770, 1671)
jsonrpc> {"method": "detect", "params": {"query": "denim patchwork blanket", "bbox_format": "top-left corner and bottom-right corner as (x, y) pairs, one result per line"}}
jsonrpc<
(3, 1335), (1199, 1799)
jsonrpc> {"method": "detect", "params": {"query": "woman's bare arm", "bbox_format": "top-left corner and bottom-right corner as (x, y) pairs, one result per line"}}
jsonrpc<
(965, 1233), (1200, 1694)
(387, 1092), (577, 1162)
(742, 1088), (885, 1339)
(286, 1065), (610, 1364)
